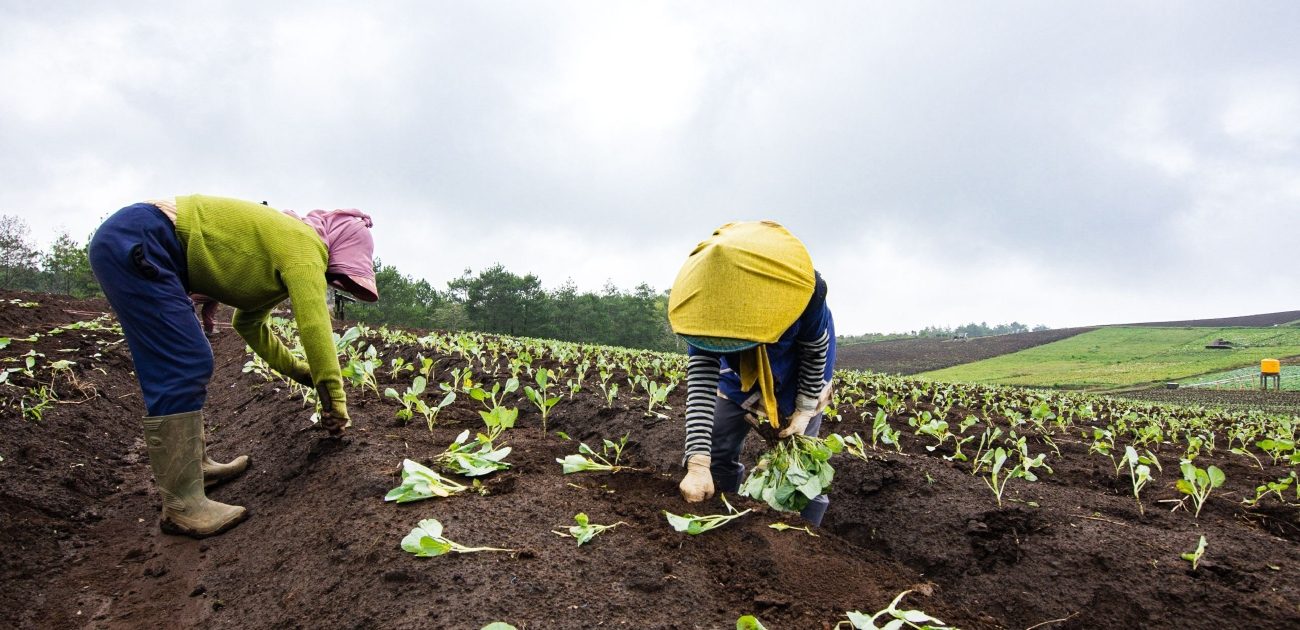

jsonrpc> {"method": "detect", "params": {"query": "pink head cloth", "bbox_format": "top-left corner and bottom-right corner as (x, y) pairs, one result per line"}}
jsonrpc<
(285, 208), (379, 302)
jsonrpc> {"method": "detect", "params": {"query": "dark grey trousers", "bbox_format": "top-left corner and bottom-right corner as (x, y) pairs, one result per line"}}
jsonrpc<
(709, 397), (830, 526)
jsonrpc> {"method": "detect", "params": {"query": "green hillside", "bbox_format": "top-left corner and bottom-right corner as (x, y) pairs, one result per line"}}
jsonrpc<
(920, 326), (1300, 390)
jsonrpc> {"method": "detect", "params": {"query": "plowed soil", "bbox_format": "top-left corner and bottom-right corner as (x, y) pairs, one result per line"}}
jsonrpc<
(835, 328), (1095, 375)
(1122, 311), (1300, 328)
(1118, 387), (1300, 415)
(4, 291), (1299, 629)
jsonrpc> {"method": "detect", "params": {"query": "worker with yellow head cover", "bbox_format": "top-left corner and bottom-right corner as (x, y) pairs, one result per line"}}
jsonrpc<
(668, 221), (836, 526)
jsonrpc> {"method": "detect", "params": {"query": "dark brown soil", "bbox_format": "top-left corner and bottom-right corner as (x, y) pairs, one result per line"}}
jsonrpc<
(1121, 311), (1300, 328)
(836, 328), (1095, 375)
(1117, 387), (1300, 414)
(4, 291), (1300, 629)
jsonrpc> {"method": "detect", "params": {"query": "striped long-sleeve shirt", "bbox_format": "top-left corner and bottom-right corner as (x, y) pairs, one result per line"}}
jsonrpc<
(682, 274), (835, 460)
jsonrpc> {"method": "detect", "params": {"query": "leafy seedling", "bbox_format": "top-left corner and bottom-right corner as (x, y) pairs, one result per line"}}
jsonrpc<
(736, 616), (769, 630)
(523, 368), (562, 432)
(837, 590), (954, 629)
(977, 442), (1048, 508)
(557, 434), (633, 474)
(640, 377), (673, 419)
(839, 433), (872, 462)
(1175, 462), (1224, 518)
(664, 494), (751, 535)
(1255, 438), (1296, 466)
(472, 378), (520, 433)
(384, 376), (427, 424)
(1181, 535), (1207, 571)
(436, 430), (512, 477)
(1122, 445), (1158, 516)
(551, 512), (625, 546)
(871, 409), (903, 453)
(401, 518), (514, 557)
(385, 459), (468, 503)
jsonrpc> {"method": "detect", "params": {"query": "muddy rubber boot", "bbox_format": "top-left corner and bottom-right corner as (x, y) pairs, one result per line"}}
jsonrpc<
(201, 430), (250, 489)
(142, 411), (247, 538)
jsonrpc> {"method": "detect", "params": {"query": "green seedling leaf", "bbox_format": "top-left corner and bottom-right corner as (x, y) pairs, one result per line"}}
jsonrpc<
(557, 436), (632, 474)
(385, 459), (468, 503)
(841, 590), (954, 629)
(551, 512), (625, 546)
(1181, 535), (1207, 571)
(736, 615), (769, 630)
(436, 430), (512, 477)
(664, 494), (751, 535)
(400, 518), (514, 557)
(401, 520), (453, 557)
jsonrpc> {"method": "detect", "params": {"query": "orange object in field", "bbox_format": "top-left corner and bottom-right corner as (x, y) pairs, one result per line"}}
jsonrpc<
(1261, 359), (1281, 375)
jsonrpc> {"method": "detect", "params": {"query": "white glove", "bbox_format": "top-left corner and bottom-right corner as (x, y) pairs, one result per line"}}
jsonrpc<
(778, 393), (820, 438)
(678, 453), (714, 502)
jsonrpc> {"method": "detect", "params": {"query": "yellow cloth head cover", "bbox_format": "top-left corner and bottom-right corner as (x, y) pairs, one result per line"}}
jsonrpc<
(668, 221), (815, 427)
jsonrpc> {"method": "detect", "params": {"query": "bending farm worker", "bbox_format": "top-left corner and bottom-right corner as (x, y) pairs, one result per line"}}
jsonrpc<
(88, 195), (378, 538)
(668, 221), (836, 526)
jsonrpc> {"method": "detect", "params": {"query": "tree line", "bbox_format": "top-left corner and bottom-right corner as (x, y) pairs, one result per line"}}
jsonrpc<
(0, 215), (98, 298)
(346, 261), (680, 352)
(0, 214), (680, 352)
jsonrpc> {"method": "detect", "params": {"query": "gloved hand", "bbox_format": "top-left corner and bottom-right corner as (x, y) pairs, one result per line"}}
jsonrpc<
(285, 360), (313, 387)
(678, 453), (714, 502)
(777, 393), (821, 438)
(316, 383), (350, 436)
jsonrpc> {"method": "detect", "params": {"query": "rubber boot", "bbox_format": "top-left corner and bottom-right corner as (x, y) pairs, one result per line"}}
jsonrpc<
(202, 431), (250, 489)
(142, 411), (247, 538)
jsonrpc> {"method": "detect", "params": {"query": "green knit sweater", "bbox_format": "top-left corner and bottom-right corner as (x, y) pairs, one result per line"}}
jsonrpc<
(175, 195), (345, 413)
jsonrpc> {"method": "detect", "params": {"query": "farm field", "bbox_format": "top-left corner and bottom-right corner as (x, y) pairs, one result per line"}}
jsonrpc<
(1121, 311), (1300, 328)
(3, 291), (1300, 629)
(1178, 365), (1300, 392)
(835, 327), (1095, 375)
(922, 326), (1300, 390)
(1117, 387), (1300, 415)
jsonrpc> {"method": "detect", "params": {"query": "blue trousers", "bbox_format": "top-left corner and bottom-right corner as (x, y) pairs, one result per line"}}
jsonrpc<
(710, 397), (830, 526)
(88, 204), (212, 416)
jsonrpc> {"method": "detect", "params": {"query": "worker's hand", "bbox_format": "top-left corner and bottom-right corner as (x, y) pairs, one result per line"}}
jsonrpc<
(678, 454), (714, 502)
(285, 360), (313, 387)
(316, 383), (350, 436)
(777, 394), (821, 438)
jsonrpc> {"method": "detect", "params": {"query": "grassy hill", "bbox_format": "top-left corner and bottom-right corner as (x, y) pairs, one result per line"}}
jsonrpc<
(919, 326), (1300, 390)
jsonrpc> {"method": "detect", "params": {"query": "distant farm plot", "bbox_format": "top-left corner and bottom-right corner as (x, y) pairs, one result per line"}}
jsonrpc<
(920, 326), (1300, 390)
(834, 327), (1094, 374)
(1178, 364), (1300, 391)
(1121, 310), (1300, 327)
(1117, 387), (1300, 414)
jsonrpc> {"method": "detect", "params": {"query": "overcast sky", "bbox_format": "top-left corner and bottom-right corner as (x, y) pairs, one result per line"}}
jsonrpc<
(3, 1), (1298, 334)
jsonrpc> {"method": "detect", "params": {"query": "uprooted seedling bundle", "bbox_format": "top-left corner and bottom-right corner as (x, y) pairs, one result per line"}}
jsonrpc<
(740, 433), (844, 513)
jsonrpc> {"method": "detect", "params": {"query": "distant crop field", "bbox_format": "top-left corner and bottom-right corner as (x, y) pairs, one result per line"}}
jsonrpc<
(1178, 364), (1300, 391)
(920, 326), (1300, 389)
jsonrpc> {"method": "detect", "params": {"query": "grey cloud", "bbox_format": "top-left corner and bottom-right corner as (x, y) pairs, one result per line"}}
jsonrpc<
(3, 1), (1298, 332)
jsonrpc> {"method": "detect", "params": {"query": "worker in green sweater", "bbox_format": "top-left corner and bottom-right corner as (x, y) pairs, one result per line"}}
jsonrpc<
(88, 195), (379, 538)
